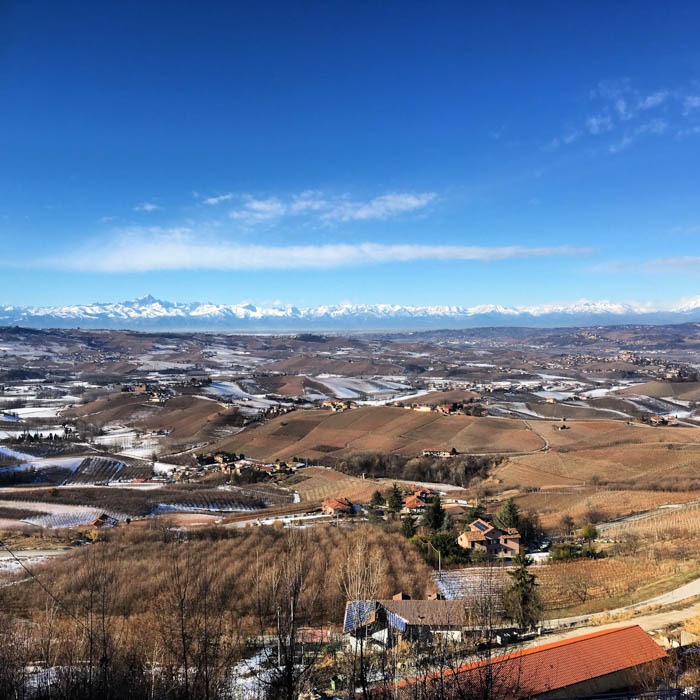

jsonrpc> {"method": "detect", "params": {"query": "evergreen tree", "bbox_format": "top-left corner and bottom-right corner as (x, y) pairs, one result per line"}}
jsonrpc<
(370, 490), (384, 508)
(421, 495), (445, 531)
(386, 483), (403, 514)
(518, 509), (543, 546)
(495, 497), (520, 531)
(440, 512), (454, 532)
(464, 502), (487, 525)
(503, 552), (542, 631)
(400, 515), (416, 538)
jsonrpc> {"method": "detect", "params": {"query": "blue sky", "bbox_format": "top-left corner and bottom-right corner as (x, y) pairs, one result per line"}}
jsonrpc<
(2, 1), (700, 309)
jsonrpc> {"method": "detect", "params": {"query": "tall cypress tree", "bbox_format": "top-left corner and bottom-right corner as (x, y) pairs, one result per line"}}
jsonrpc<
(421, 495), (445, 531)
(400, 515), (416, 538)
(504, 552), (542, 631)
(495, 497), (520, 531)
(386, 483), (403, 514)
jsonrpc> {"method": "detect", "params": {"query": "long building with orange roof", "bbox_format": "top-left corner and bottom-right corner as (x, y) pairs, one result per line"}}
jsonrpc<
(372, 625), (667, 699)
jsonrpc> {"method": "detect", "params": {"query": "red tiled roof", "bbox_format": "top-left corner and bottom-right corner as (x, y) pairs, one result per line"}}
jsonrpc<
(389, 625), (666, 697)
(403, 495), (427, 509)
(322, 496), (353, 512)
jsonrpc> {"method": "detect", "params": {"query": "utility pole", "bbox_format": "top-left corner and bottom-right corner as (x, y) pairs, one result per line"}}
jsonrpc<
(427, 540), (442, 580)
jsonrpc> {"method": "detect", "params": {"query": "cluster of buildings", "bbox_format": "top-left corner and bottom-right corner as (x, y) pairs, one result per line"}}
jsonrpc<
(342, 590), (671, 698)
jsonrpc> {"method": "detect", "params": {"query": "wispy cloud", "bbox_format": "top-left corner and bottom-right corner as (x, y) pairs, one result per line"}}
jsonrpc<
(682, 95), (700, 114)
(229, 196), (287, 223)
(34, 227), (594, 273)
(598, 255), (700, 272)
(134, 202), (161, 212)
(202, 192), (235, 205)
(550, 79), (699, 153)
(586, 115), (613, 135)
(609, 118), (667, 153)
(638, 91), (669, 111)
(638, 255), (700, 271)
(321, 193), (436, 222)
(225, 190), (436, 226)
(670, 224), (700, 234)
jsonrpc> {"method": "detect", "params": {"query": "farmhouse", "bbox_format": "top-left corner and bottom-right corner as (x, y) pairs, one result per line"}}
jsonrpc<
(457, 518), (521, 560)
(401, 484), (436, 513)
(649, 414), (680, 426)
(402, 494), (428, 513)
(421, 449), (452, 458)
(322, 496), (354, 515)
(344, 594), (473, 648)
(383, 625), (667, 699)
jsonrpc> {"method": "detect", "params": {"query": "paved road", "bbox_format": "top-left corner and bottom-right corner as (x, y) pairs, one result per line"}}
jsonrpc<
(597, 499), (700, 534)
(547, 574), (700, 635)
(539, 599), (700, 647)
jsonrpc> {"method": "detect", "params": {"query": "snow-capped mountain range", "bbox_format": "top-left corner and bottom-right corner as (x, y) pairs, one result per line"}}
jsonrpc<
(2, 295), (700, 331)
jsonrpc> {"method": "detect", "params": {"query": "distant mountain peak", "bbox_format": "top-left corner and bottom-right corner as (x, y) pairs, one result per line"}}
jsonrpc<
(1, 296), (699, 331)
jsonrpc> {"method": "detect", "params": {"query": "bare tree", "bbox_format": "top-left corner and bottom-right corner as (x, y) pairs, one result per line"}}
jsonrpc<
(253, 528), (325, 700)
(337, 528), (387, 699)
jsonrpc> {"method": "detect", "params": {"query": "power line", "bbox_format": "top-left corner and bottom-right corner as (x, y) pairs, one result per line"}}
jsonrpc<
(0, 539), (86, 631)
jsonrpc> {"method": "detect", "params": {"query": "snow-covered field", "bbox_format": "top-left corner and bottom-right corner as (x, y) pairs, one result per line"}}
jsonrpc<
(92, 424), (164, 458)
(580, 381), (646, 398)
(312, 375), (411, 399)
(12, 406), (64, 418)
(0, 429), (63, 440)
(153, 502), (261, 514)
(358, 389), (432, 406)
(205, 381), (279, 411)
(206, 345), (268, 367)
(0, 499), (126, 529)
(533, 390), (576, 401)
(0, 552), (63, 572)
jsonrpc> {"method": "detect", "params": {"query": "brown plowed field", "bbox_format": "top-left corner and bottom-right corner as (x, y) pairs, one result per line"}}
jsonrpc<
(515, 487), (700, 529)
(415, 390), (481, 405)
(211, 406), (541, 461)
(497, 419), (700, 490)
(66, 393), (238, 444)
(286, 466), (383, 503)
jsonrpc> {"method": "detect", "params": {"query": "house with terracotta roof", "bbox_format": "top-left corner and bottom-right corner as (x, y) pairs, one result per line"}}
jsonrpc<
(409, 484), (435, 499)
(457, 518), (521, 560)
(402, 494), (429, 513)
(321, 496), (354, 515)
(375, 625), (668, 699)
